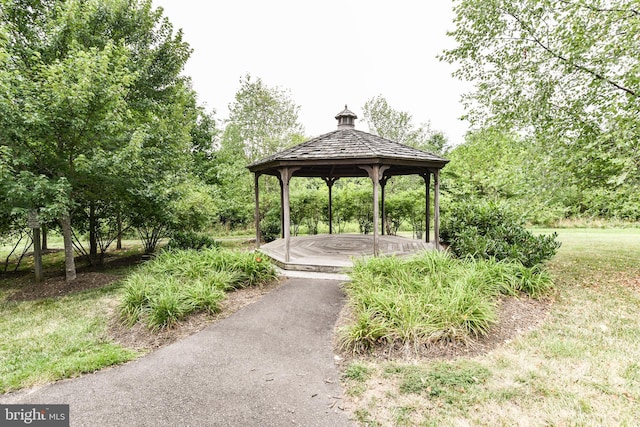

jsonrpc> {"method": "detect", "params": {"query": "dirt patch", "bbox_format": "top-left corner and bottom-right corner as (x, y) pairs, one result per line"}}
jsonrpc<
(109, 278), (284, 352)
(6, 272), (122, 302)
(619, 274), (640, 293)
(335, 293), (552, 362)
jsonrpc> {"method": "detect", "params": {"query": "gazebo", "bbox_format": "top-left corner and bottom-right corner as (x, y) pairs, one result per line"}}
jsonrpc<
(247, 106), (449, 271)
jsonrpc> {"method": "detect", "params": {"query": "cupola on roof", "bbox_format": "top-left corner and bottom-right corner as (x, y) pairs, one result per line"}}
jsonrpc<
(335, 105), (357, 129)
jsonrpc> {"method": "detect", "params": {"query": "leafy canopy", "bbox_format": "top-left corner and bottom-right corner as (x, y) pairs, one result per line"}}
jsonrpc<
(442, 0), (640, 220)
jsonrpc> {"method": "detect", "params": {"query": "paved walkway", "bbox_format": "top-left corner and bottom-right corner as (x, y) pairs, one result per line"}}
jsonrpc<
(1, 278), (353, 427)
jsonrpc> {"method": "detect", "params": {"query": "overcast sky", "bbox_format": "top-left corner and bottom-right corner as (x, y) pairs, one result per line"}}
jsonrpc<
(152, 0), (470, 145)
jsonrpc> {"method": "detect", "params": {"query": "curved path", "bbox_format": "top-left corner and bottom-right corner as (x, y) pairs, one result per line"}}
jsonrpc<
(1, 278), (353, 426)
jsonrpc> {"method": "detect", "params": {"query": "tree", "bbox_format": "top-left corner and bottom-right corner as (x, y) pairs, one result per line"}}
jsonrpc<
(444, 128), (571, 224)
(227, 74), (304, 162)
(442, 0), (640, 220)
(207, 75), (305, 234)
(0, 0), (200, 279)
(362, 95), (449, 155)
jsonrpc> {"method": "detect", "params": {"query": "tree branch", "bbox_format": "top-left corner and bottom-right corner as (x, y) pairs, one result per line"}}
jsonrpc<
(510, 12), (638, 98)
(556, 0), (639, 17)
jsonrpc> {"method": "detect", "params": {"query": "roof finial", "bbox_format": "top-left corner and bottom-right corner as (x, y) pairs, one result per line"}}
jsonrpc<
(335, 105), (357, 129)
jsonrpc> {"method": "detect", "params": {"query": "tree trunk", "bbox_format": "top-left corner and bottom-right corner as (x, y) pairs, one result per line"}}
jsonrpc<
(41, 225), (48, 251)
(32, 227), (44, 283)
(60, 213), (76, 283)
(89, 201), (98, 265)
(116, 212), (122, 250)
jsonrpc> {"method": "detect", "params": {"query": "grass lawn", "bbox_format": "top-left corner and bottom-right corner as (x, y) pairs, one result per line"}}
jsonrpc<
(0, 242), (146, 394)
(341, 228), (640, 426)
(0, 283), (140, 394)
(0, 239), (273, 395)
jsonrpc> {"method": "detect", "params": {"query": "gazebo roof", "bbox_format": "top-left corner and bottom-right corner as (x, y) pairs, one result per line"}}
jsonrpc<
(247, 106), (449, 178)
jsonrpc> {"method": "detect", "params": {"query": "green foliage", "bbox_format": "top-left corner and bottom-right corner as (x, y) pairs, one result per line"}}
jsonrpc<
(118, 248), (277, 329)
(228, 73), (304, 162)
(260, 205), (281, 243)
(442, 0), (640, 223)
(362, 95), (449, 154)
(166, 231), (220, 251)
(0, 0), (206, 274)
(339, 251), (554, 353)
(441, 201), (561, 267)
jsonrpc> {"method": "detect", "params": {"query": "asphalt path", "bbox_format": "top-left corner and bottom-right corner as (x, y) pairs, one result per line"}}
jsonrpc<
(1, 278), (353, 426)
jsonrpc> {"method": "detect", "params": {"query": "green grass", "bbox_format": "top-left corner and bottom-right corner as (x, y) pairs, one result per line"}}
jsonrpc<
(118, 248), (277, 330)
(0, 283), (139, 394)
(339, 251), (553, 353)
(343, 228), (640, 426)
(1, 243), (277, 394)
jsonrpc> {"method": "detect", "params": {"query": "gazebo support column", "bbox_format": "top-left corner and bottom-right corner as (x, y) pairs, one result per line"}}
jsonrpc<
(360, 165), (389, 257)
(380, 176), (390, 236)
(422, 172), (431, 243)
(278, 167), (300, 263)
(434, 169), (441, 250)
(279, 178), (284, 238)
(253, 173), (261, 249)
(322, 176), (338, 234)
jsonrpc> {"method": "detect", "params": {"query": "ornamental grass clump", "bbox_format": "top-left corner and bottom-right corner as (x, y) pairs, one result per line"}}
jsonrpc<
(339, 251), (554, 353)
(118, 248), (276, 330)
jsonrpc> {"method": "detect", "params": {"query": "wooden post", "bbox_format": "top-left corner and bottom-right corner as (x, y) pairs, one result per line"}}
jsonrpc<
(254, 173), (261, 249)
(279, 167), (300, 263)
(434, 169), (441, 250)
(328, 183), (333, 234)
(380, 176), (390, 236)
(360, 165), (389, 257)
(322, 176), (338, 234)
(279, 177), (284, 238)
(372, 167), (380, 256)
(423, 172), (431, 243)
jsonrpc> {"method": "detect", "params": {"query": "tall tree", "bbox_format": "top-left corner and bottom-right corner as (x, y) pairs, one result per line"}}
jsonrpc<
(442, 0), (640, 219)
(0, 0), (200, 278)
(227, 74), (304, 162)
(362, 95), (449, 155)
(207, 75), (305, 232)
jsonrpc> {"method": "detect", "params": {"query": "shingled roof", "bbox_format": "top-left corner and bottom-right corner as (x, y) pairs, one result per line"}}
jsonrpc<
(247, 106), (449, 178)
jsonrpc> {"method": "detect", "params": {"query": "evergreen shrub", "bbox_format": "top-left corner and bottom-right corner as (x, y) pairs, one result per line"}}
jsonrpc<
(441, 201), (561, 267)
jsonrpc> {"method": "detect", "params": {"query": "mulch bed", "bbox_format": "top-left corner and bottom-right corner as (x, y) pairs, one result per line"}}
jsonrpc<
(6, 272), (122, 302)
(335, 293), (553, 362)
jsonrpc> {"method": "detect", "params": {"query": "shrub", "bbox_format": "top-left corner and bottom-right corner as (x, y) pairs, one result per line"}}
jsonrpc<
(260, 206), (281, 243)
(166, 231), (220, 251)
(441, 201), (561, 267)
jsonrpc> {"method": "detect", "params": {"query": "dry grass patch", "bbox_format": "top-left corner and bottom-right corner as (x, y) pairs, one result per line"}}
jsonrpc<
(339, 228), (640, 426)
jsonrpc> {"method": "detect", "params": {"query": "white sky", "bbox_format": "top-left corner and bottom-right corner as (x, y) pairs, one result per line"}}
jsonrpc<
(152, 0), (470, 146)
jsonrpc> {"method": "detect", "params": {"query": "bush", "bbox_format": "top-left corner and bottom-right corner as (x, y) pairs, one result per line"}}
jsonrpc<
(260, 205), (281, 243)
(441, 201), (561, 267)
(166, 231), (220, 251)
